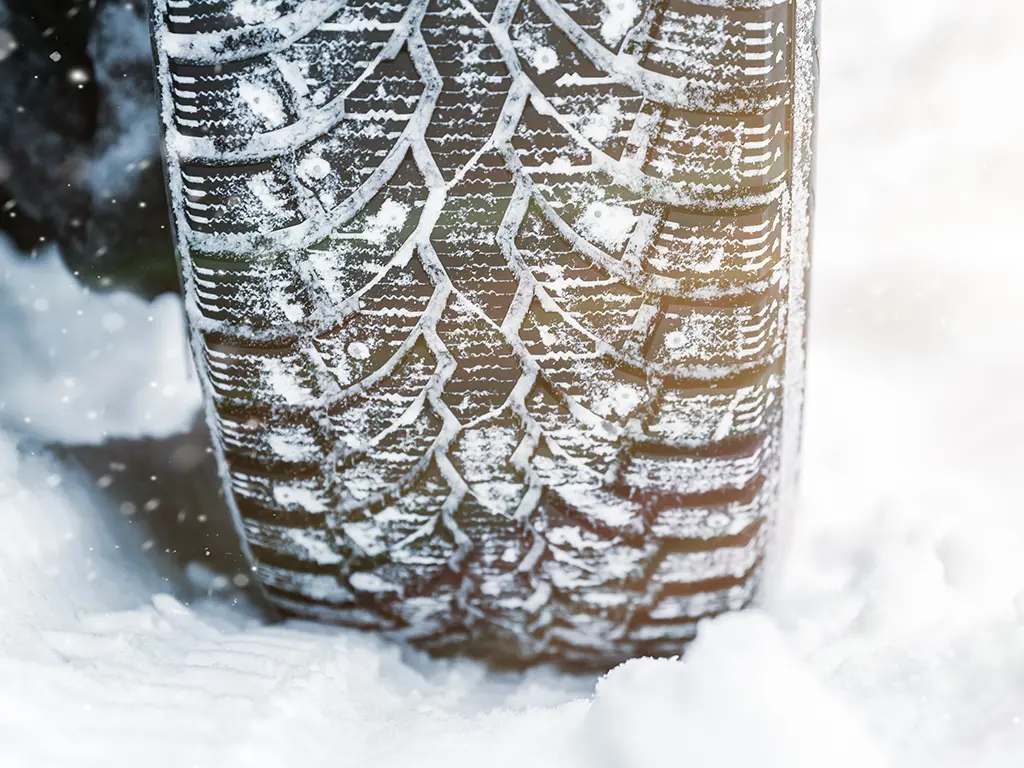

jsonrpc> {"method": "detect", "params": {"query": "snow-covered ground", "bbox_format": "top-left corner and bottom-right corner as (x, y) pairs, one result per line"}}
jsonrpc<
(0, 245), (199, 444)
(3, 0), (1023, 765)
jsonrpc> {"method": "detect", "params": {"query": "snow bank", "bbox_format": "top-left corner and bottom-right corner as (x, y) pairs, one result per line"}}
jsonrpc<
(3, 0), (1024, 766)
(0, 434), (170, 659)
(586, 613), (885, 768)
(0, 237), (200, 444)
(87, 2), (161, 202)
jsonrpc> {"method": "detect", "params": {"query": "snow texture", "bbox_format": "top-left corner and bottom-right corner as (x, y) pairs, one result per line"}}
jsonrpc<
(3, 0), (1024, 765)
(87, 3), (161, 201)
(0, 238), (201, 444)
(597, 0), (641, 48)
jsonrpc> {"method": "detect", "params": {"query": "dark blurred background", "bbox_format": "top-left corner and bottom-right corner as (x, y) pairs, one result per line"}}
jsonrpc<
(0, 0), (178, 298)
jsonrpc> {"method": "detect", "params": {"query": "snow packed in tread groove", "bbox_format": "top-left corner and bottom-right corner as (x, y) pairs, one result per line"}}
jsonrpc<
(151, 0), (816, 663)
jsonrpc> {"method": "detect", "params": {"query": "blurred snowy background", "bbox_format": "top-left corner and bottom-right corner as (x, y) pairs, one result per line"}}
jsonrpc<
(1, 0), (1023, 765)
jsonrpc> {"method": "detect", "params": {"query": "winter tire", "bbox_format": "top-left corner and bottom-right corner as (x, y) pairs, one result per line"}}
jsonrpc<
(151, 0), (818, 667)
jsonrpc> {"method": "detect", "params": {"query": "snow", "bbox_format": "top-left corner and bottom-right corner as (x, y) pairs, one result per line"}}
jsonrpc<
(587, 615), (885, 768)
(513, 31), (560, 75)
(363, 198), (410, 244)
(0, 434), (172, 660)
(598, 0), (641, 48)
(2, 0), (1024, 765)
(0, 239), (201, 444)
(532, 45), (559, 74)
(239, 78), (288, 128)
(576, 201), (638, 250)
(87, 3), (160, 201)
(297, 151), (331, 181)
(273, 483), (329, 513)
(232, 0), (286, 27)
(0, 27), (16, 62)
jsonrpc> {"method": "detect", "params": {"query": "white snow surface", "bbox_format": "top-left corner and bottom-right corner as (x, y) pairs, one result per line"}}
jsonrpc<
(598, 0), (641, 48)
(0, 240), (201, 444)
(3, 0), (1024, 765)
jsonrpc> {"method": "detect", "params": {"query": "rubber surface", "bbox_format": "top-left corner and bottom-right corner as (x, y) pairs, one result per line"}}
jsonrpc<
(151, 0), (817, 668)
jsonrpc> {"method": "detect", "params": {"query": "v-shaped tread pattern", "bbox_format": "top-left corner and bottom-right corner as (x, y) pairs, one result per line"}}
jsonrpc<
(152, 0), (816, 668)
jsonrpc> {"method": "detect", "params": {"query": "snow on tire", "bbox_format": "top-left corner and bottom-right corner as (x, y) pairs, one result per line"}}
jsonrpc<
(150, 0), (818, 667)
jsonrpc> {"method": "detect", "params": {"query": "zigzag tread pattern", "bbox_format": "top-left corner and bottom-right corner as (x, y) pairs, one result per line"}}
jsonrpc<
(152, 0), (812, 668)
